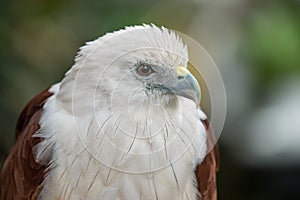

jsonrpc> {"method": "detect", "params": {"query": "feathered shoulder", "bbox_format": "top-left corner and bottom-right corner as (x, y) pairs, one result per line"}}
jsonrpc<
(0, 88), (52, 200)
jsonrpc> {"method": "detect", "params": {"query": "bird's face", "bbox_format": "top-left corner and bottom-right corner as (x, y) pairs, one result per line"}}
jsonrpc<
(102, 48), (201, 137)
(61, 25), (201, 115)
(127, 59), (201, 107)
(90, 28), (202, 112)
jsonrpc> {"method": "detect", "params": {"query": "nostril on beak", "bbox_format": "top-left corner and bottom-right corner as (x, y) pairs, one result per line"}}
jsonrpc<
(177, 66), (187, 80)
(178, 75), (185, 80)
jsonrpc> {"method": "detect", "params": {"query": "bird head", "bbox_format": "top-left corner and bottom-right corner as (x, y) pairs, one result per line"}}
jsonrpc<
(54, 25), (205, 166)
(57, 25), (201, 116)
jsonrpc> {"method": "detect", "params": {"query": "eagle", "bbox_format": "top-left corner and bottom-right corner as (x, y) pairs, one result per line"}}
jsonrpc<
(0, 25), (219, 200)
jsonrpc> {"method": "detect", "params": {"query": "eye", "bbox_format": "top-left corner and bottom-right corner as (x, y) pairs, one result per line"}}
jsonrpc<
(136, 64), (154, 76)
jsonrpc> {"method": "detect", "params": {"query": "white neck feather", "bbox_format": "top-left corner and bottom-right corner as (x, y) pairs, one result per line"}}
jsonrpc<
(35, 83), (207, 200)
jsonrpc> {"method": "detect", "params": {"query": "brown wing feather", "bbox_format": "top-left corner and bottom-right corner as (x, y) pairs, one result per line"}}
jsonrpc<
(195, 119), (220, 200)
(0, 88), (53, 200)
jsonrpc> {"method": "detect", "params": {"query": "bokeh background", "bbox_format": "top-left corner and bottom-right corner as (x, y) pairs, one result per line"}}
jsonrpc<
(0, 0), (299, 199)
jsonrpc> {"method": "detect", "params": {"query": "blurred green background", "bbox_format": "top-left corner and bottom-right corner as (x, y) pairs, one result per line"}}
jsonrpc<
(0, 0), (299, 199)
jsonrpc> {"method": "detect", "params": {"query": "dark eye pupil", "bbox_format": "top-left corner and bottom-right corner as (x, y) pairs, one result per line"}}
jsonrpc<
(141, 66), (149, 73)
(137, 64), (153, 76)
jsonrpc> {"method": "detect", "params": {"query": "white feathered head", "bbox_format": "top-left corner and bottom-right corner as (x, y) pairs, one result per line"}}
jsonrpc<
(57, 24), (200, 118)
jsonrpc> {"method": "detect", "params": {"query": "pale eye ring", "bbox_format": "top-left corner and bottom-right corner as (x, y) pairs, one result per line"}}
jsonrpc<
(136, 64), (154, 76)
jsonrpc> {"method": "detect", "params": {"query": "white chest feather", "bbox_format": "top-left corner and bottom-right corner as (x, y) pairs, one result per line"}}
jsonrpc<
(35, 85), (207, 200)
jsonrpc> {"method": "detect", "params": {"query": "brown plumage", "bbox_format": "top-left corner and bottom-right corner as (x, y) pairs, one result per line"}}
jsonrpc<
(0, 89), (52, 200)
(0, 89), (219, 200)
(196, 119), (220, 200)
